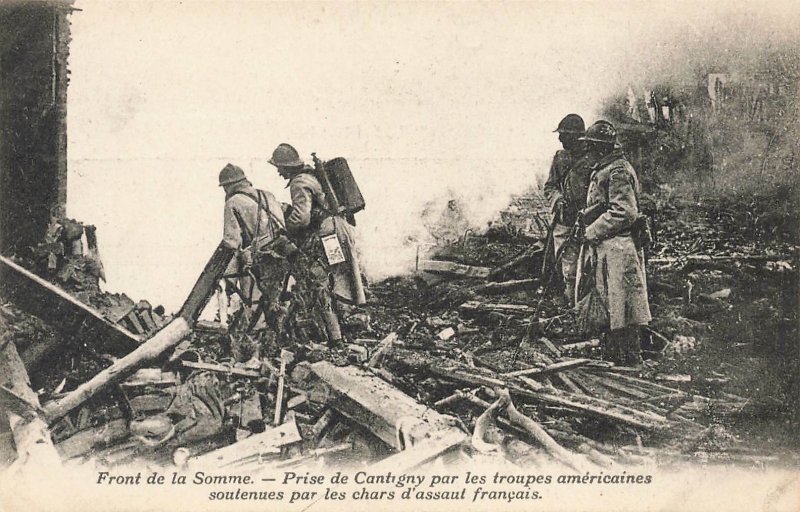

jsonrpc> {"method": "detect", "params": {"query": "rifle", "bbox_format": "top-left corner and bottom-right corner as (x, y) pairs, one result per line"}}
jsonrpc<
(576, 202), (609, 233)
(311, 152), (342, 217)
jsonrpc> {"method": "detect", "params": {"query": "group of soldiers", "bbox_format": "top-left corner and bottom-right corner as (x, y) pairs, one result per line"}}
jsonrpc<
(217, 143), (366, 360)
(216, 121), (651, 369)
(544, 115), (651, 367)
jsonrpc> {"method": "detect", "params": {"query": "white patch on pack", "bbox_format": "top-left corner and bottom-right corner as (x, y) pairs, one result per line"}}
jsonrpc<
(321, 233), (346, 265)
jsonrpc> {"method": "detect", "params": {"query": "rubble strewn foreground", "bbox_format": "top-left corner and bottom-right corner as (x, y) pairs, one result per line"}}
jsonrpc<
(0, 194), (797, 482)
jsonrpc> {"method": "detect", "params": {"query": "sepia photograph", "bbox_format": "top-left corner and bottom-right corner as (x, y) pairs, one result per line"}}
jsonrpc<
(0, 0), (797, 510)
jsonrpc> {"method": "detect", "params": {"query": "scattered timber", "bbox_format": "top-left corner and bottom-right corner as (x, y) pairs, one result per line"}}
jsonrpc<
(43, 242), (235, 424)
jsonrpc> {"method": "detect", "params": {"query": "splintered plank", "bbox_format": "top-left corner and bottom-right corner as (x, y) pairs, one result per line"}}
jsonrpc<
(472, 278), (539, 295)
(574, 371), (651, 400)
(417, 260), (491, 278)
(459, 301), (537, 316)
(649, 254), (787, 264)
(553, 373), (585, 396)
(502, 358), (590, 378)
(0, 338), (60, 467)
(311, 361), (465, 449)
(0, 255), (141, 356)
(585, 368), (689, 397)
(188, 420), (302, 468)
(510, 386), (672, 431)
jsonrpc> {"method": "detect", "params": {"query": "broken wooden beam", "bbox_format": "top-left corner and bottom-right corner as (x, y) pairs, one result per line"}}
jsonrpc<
(459, 301), (537, 316)
(42, 242), (235, 424)
(472, 278), (539, 295)
(188, 418), (302, 468)
(487, 244), (544, 280)
(649, 254), (789, 264)
(512, 387), (672, 431)
(502, 358), (591, 378)
(0, 337), (60, 469)
(0, 255), (141, 357)
(560, 339), (602, 352)
(181, 361), (261, 378)
(310, 361), (466, 450)
(367, 430), (465, 473)
(367, 332), (399, 368)
(417, 260), (491, 278)
(0, 385), (47, 420)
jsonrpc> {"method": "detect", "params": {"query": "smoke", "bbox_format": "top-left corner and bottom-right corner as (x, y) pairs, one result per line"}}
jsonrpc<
(66, 1), (800, 312)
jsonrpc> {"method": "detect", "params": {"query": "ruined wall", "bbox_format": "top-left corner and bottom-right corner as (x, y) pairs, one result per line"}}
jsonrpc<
(0, 1), (72, 254)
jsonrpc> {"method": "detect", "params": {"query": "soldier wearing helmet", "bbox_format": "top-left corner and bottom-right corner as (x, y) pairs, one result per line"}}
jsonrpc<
(268, 143), (366, 347)
(219, 163), (288, 359)
(576, 120), (651, 367)
(543, 114), (595, 305)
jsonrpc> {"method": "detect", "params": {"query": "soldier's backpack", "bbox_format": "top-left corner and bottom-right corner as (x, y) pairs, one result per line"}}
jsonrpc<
(311, 154), (365, 223)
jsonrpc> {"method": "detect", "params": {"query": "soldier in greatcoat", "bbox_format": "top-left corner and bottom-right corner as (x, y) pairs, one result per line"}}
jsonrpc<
(576, 121), (651, 366)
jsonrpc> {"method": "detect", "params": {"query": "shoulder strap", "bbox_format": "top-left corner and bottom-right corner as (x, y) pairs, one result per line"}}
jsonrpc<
(231, 190), (285, 235)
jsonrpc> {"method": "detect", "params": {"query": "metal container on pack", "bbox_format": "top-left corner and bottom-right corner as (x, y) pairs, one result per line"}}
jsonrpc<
(322, 157), (365, 215)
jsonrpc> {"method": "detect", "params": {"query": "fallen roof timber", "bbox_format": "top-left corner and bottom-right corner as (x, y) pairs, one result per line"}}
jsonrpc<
(416, 259), (491, 278)
(310, 361), (466, 450)
(0, 255), (141, 357)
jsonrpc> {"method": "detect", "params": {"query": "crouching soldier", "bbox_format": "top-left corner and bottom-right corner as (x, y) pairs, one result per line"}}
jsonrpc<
(268, 143), (367, 347)
(219, 163), (289, 359)
(576, 121), (651, 367)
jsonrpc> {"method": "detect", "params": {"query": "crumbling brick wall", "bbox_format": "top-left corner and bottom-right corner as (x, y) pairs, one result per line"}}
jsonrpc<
(0, 0), (72, 254)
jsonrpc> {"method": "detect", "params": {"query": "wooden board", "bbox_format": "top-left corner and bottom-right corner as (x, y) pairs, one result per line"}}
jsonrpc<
(311, 361), (465, 450)
(188, 420), (301, 468)
(459, 301), (537, 316)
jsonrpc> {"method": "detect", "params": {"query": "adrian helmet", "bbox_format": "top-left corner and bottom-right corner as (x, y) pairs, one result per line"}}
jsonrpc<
(554, 114), (586, 134)
(218, 163), (247, 186)
(268, 143), (304, 168)
(579, 120), (617, 144)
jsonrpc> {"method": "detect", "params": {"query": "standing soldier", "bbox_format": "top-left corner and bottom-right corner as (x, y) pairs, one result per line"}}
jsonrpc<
(268, 143), (366, 347)
(219, 163), (288, 359)
(577, 120), (651, 367)
(543, 113), (594, 305)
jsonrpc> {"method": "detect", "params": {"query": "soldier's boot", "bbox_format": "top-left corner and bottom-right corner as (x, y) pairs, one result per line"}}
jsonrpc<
(315, 287), (343, 348)
(622, 327), (644, 368)
(602, 331), (622, 364)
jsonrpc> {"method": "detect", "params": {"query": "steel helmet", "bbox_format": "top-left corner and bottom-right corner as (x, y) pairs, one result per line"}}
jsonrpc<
(579, 120), (617, 144)
(218, 163), (247, 186)
(268, 143), (304, 168)
(554, 114), (585, 134)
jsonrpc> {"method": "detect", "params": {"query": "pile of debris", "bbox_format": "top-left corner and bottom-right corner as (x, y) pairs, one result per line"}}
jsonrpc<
(0, 197), (796, 475)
